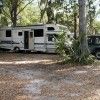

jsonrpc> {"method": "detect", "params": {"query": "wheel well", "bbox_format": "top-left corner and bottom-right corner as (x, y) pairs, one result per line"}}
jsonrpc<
(94, 48), (100, 53)
(90, 48), (100, 55)
(14, 47), (20, 50)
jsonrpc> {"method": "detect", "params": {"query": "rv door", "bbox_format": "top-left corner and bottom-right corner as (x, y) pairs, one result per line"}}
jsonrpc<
(24, 31), (34, 50)
(24, 31), (29, 49)
(29, 31), (34, 50)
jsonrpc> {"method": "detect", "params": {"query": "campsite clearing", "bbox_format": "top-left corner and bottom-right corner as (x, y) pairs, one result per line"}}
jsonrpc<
(0, 53), (100, 100)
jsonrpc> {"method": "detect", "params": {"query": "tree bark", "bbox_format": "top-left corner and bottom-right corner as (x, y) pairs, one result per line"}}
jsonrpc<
(73, 12), (77, 39)
(10, 0), (18, 27)
(3, 0), (34, 27)
(78, 0), (90, 61)
(79, 0), (86, 35)
(47, 0), (54, 23)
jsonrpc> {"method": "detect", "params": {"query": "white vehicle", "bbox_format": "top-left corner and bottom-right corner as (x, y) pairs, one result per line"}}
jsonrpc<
(0, 24), (70, 53)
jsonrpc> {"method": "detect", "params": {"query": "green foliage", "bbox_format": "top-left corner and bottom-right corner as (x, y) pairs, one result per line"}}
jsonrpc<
(1, 0), (35, 26)
(94, 21), (100, 34)
(18, 5), (40, 25)
(87, 0), (96, 34)
(56, 31), (72, 61)
(56, 32), (66, 56)
(39, 0), (64, 23)
(0, 15), (8, 26)
(56, 32), (94, 65)
(70, 38), (94, 64)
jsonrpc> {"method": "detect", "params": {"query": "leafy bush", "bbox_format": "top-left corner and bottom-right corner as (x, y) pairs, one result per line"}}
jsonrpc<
(56, 32), (72, 60)
(56, 32), (94, 65)
(70, 38), (94, 64)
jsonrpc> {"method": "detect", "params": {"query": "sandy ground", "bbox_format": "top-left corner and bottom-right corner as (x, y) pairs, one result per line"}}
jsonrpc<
(0, 53), (100, 100)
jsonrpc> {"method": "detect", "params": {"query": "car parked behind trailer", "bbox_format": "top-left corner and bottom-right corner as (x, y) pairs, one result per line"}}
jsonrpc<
(88, 35), (100, 59)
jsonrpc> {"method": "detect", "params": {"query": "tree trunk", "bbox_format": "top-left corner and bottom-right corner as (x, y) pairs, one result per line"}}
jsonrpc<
(78, 0), (90, 62)
(73, 12), (77, 39)
(13, 0), (18, 27)
(47, 7), (54, 23)
(87, 0), (94, 34)
(47, 0), (54, 23)
(10, 0), (18, 27)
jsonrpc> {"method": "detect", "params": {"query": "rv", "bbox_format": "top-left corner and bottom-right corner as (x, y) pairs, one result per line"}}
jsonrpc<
(0, 24), (70, 53)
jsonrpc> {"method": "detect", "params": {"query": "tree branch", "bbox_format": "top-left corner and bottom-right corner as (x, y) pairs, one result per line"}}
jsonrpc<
(17, 0), (34, 15)
(2, 9), (11, 19)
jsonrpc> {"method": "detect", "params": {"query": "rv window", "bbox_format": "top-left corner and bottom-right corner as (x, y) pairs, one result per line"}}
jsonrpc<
(48, 34), (54, 41)
(34, 29), (43, 37)
(30, 32), (33, 38)
(54, 34), (58, 38)
(6, 30), (11, 37)
(47, 27), (55, 31)
(48, 34), (58, 41)
(18, 32), (22, 36)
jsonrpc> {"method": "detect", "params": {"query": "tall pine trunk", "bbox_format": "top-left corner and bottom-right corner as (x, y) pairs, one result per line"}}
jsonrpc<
(78, 0), (90, 62)
(10, 0), (18, 27)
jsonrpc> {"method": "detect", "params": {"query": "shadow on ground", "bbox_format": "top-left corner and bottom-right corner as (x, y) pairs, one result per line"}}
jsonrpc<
(0, 53), (100, 100)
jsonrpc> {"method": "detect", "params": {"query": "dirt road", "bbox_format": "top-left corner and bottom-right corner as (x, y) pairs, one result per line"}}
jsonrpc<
(0, 53), (100, 100)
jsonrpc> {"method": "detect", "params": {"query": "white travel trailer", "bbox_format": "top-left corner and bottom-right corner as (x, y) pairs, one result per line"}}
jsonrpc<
(0, 24), (70, 53)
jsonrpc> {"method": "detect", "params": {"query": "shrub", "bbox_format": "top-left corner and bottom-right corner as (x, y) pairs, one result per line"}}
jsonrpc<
(56, 32), (94, 65)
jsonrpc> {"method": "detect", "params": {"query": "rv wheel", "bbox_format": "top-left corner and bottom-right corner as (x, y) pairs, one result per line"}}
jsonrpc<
(95, 51), (100, 60)
(14, 47), (20, 53)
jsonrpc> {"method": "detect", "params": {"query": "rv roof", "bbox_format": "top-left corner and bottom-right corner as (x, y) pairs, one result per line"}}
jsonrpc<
(16, 24), (66, 27)
(0, 24), (67, 30)
(57, 24), (67, 28)
(16, 23), (45, 27)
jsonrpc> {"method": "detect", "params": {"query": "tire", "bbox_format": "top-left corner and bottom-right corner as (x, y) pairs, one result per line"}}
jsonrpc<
(95, 51), (100, 59)
(13, 47), (20, 53)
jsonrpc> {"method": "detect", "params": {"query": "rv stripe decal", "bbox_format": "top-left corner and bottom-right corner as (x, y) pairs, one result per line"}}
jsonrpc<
(34, 43), (54, 45)
(0, 41), (19, 44)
